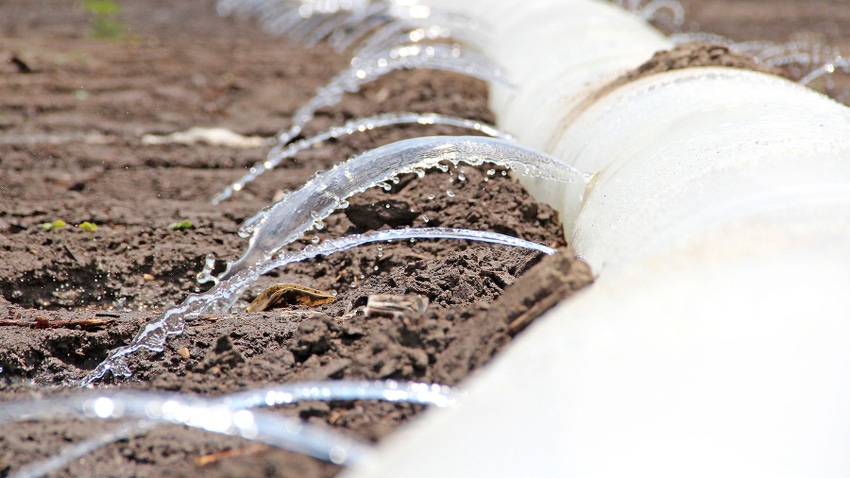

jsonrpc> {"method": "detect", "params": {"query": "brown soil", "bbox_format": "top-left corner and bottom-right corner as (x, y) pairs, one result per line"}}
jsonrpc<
(1, 0), (848, 476)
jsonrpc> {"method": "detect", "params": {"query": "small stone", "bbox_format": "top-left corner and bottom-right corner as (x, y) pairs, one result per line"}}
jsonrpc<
(176, 347), (190, 360)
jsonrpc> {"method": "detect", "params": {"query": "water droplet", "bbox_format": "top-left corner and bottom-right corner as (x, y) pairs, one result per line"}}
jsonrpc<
(237, 224), (255, 238)
(458, 174), (466, 181)
(427, 194), (435, 200)
(446, 190), (456, 198)
(373, 265), (379, 271)
(487, 169), (496, 176)
(311, 236), (320, 244)
(501, 171), (508, 176)
(197, 254), (218, 285)
(310, 211), (325, 230)
(421, 215), (430, 223)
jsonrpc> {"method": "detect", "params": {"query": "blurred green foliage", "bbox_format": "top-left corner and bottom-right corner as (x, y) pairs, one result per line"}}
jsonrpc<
(41, 220), (67, 231)
(83, 0), (127, 40)
(168, 220), (193, 231)
(78, 221), (98, 231)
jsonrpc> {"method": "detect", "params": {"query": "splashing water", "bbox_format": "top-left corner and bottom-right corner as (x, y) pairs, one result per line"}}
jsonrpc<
(218, 0), (376, 40)
(32, 400), (369, 466)
(219, 135), (590, 281)
(303, 1), (390, 47)
(211, 112), (513, 204)
(300, 6), (371, 46)
(613, 0), (848, 92)
(217, 0), (485, 54)
(3, 380), (458, 476)
(351, 21), (486, 62)
(742, 39), (849, 86)
(288, 5), (363, 44)
(12, 421), (158, 478)
(611, 0), (684, 31)
(2, 380), (458, 425)
(83, 226), (558, 384)
(274, 42), (513, 146)
(334, 5), (485, 54)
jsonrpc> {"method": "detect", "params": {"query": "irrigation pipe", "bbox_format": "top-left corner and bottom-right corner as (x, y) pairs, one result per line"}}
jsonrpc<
(342, 0), (850, 476)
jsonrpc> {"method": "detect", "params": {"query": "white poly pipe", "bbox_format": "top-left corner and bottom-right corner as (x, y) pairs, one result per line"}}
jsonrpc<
(344, 0), (850, 476)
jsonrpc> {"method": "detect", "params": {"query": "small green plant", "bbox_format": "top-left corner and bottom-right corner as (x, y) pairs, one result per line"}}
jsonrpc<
(168, 220), (193, 231)
(84, 0), (120, 15)
(41, 220), (66, 231)
(78, 221), (98, 231)
(83, 0), (127, 40)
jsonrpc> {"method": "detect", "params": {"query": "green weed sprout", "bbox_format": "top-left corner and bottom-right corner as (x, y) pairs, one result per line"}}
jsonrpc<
(78, 221), (98, 231)
(168, 220), (193, 231)
(41, 220), (66, 231)
(83, 0), (127, 40)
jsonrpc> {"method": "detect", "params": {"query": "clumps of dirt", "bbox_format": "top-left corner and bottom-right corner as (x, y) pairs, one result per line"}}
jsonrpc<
(0, 246), (591, 477)
(624, 41), (781, 80)
(0, 157), (570, 385)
